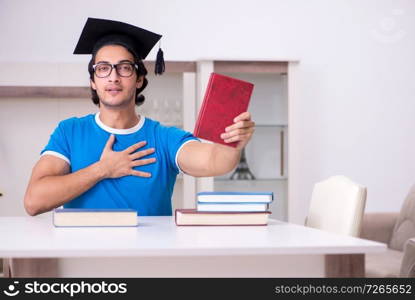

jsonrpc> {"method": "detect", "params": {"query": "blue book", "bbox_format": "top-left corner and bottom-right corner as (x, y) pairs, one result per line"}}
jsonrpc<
(197, 192), (274, 203)
(53, 208), (138, 227)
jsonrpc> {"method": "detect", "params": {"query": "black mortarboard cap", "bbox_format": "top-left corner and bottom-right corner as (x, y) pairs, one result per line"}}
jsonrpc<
(73, 17), (165, 75)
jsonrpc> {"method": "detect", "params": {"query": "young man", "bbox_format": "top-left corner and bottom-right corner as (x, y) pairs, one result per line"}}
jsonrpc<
(23, 18), (255, 216)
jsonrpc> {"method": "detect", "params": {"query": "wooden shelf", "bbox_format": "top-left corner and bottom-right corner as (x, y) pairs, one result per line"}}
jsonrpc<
(214, 60), (288, 74)
(0, 60), (292, 98)
(144, 61), (196, 73)
(0, 61), (197, 98)
(0, 86), (90, 98)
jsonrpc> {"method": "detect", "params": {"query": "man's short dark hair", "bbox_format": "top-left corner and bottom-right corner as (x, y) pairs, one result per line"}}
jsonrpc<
(87, 43), (148, 106)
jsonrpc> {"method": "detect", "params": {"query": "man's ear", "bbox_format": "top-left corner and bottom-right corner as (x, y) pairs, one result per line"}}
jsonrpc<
(90, 79), (96, 91)
(136, 76), (144, 89)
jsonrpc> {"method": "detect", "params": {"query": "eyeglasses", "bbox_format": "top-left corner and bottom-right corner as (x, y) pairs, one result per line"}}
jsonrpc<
(92, 62), (138, 78)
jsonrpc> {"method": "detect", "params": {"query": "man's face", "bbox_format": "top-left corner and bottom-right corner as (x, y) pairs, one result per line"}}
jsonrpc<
(91, 45), (143, 108)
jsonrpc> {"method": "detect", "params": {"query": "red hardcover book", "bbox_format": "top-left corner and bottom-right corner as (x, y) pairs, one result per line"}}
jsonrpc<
(193, 73), (254, 147)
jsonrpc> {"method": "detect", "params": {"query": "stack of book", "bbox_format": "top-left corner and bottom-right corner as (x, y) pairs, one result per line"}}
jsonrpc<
(175, 191), (273, 226)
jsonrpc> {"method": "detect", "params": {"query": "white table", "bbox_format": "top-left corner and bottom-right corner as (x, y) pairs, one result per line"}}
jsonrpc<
(1, 214), (386, 277)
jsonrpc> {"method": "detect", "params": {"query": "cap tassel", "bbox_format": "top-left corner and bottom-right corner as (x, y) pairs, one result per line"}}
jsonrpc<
(155, 47), (165, 75)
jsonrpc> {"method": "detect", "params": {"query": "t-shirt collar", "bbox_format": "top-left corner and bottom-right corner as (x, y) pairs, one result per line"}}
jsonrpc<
(95, 112), (145, 135)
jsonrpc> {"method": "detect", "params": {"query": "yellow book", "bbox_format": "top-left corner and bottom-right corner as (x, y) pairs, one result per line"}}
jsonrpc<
(175, 209), (270, 226)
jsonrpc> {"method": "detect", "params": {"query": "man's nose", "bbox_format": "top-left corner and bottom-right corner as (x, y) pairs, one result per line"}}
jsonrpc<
(108, 67), (120, 82)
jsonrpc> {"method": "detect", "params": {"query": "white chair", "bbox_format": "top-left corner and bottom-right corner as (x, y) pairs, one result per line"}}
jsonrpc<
(306, 175), (367, 237)
(305, 176), (368, 277)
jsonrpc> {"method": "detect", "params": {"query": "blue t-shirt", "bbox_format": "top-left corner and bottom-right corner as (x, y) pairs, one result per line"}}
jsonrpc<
(41, 113), (199, 216)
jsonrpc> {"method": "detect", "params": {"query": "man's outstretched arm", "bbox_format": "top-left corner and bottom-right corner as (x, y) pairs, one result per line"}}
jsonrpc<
(178, 112), (255, 177)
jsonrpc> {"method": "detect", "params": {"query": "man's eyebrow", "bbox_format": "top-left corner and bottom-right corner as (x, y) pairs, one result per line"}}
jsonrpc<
(95, 60), (133, 64)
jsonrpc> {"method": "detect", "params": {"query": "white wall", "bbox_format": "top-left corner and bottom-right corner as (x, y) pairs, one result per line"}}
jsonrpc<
(1, 0), (415, 222)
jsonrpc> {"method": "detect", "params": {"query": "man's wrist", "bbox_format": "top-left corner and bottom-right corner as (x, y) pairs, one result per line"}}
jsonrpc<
(92, 161), (108, 180)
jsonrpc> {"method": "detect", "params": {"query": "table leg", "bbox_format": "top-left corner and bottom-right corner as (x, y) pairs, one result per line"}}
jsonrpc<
(4, 258), (59, 278)
(325, 254), (365, 277)
(3, 258), (11, 278)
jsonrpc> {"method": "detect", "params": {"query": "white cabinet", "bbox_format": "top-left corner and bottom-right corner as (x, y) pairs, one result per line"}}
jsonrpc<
(209, 67), (289, 221)
(155, 60), (295, 221)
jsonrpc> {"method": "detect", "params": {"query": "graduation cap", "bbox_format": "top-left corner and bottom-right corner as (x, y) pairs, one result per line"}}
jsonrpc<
(73, 17), (165, 75)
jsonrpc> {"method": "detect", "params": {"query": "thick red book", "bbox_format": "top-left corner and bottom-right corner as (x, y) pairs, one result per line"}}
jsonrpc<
(193, 73), (254, 147)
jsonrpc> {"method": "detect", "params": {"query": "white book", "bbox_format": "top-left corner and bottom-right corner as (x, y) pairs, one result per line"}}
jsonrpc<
(197, 192), (274, 203)
(197, 202), (269, 212)
(53, 209), (138, 227)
